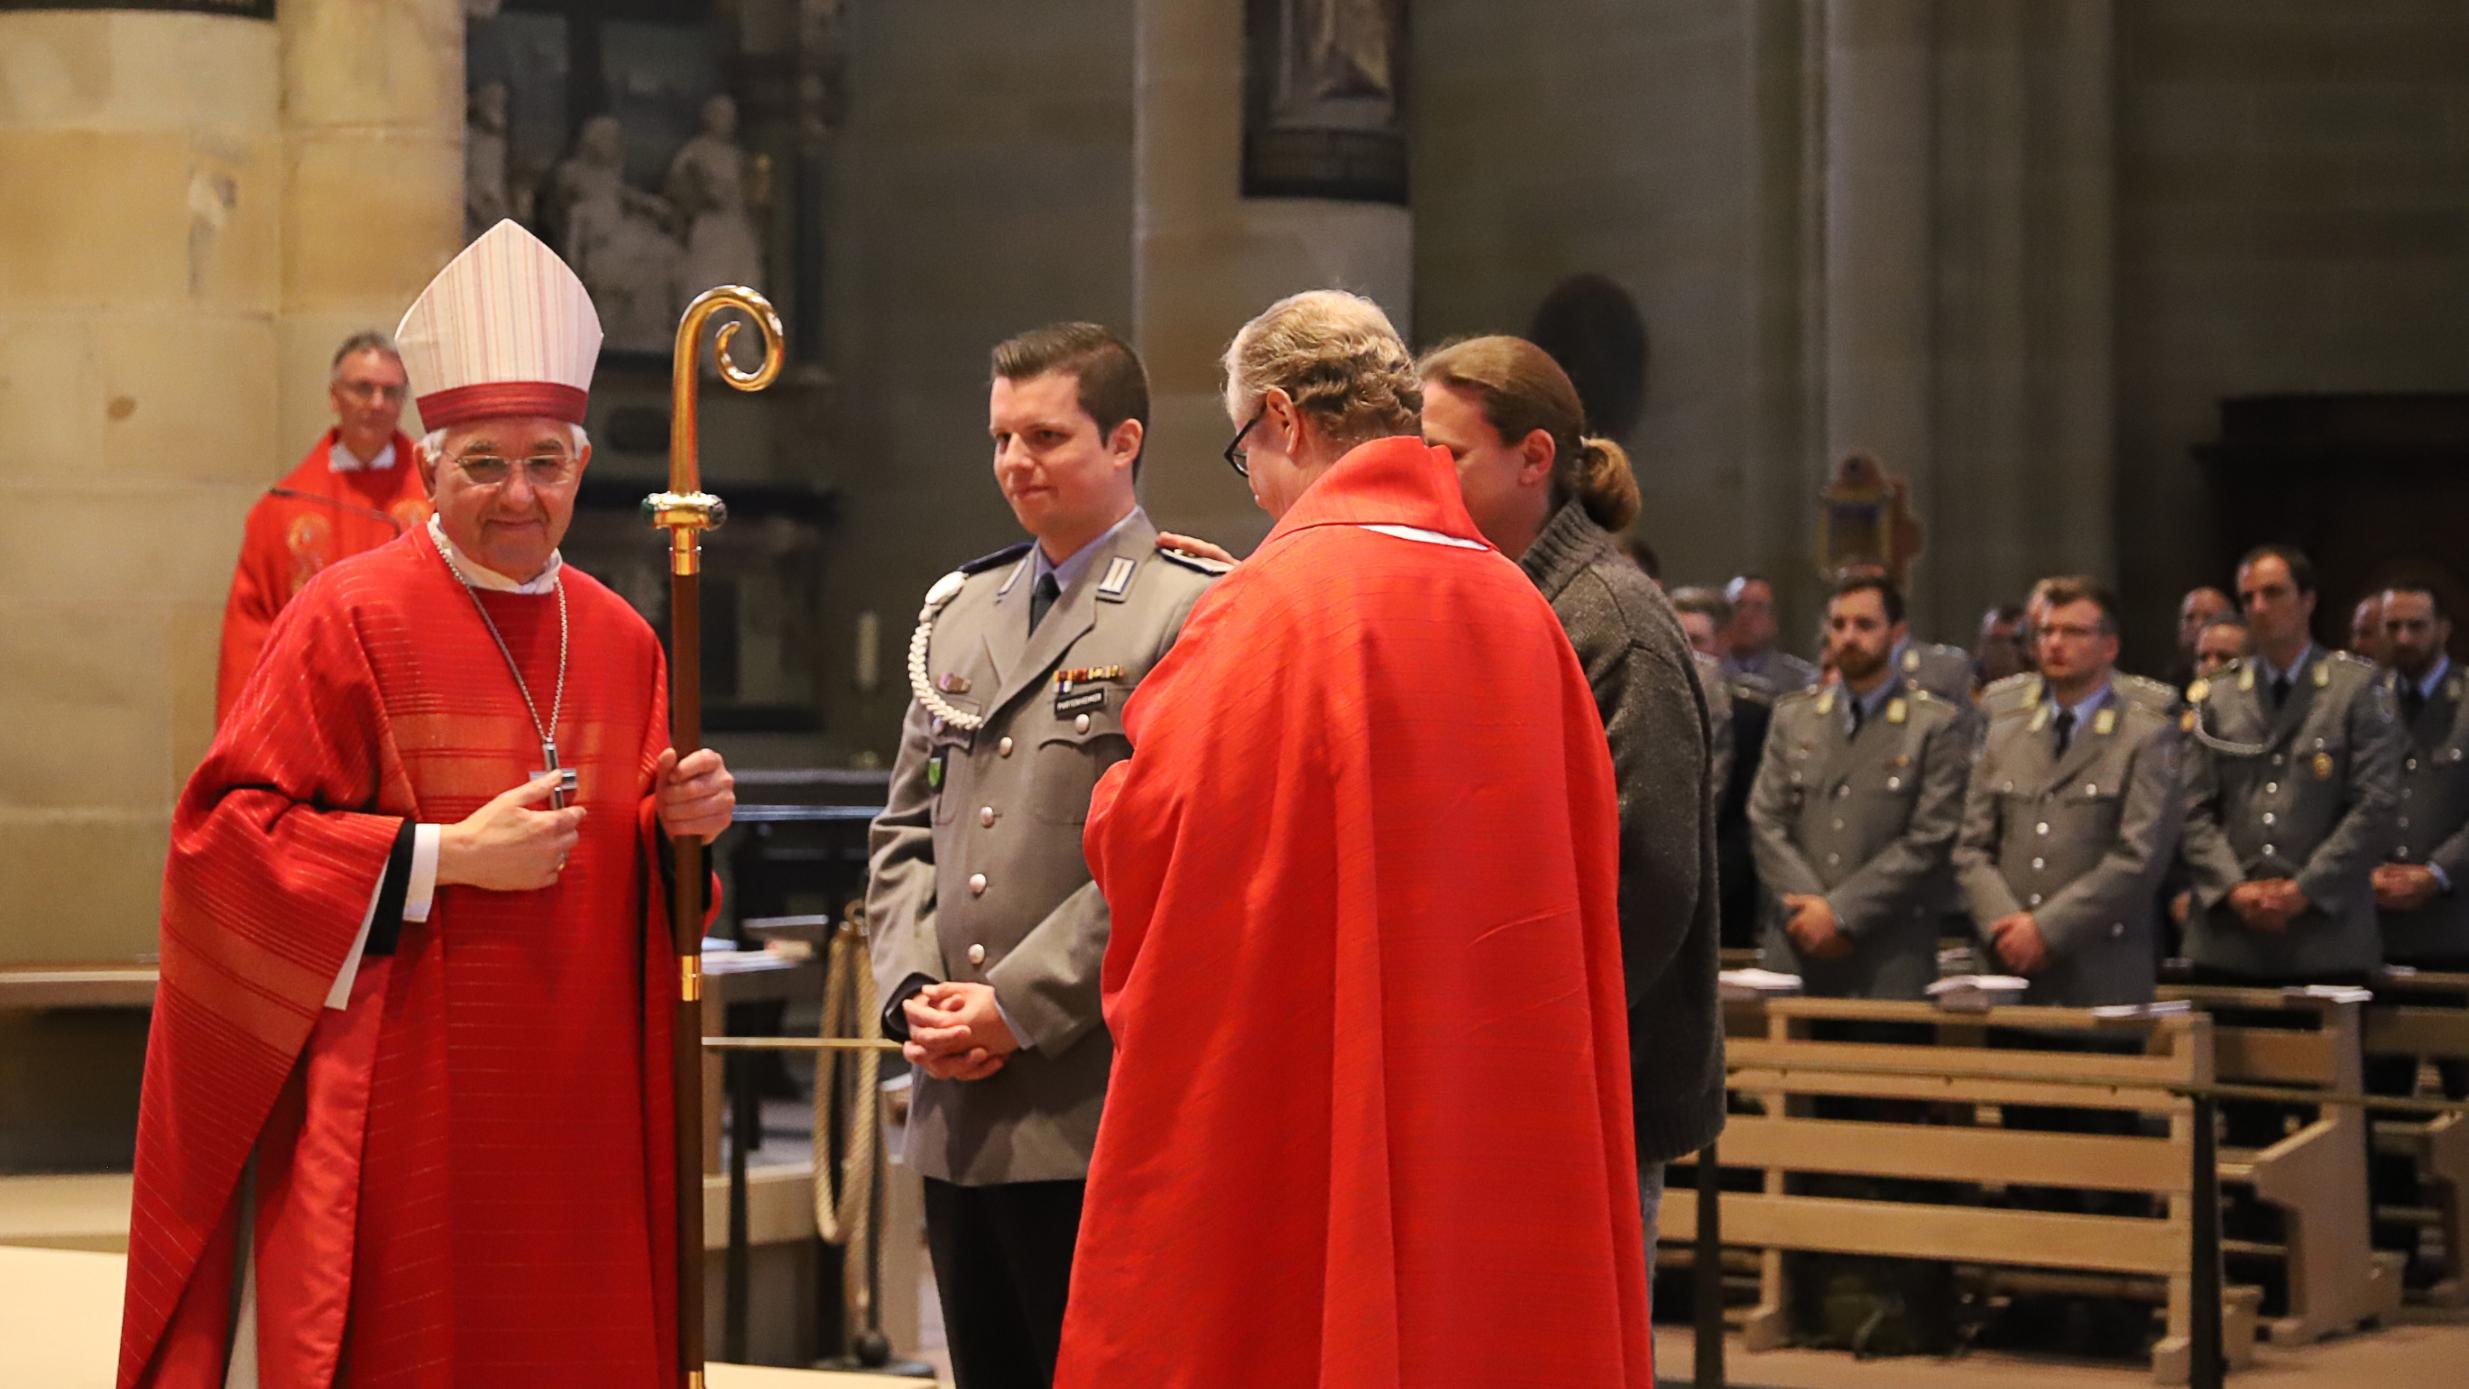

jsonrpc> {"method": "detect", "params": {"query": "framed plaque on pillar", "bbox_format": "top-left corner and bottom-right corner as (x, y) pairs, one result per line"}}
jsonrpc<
(1242, 0), (1409, 204)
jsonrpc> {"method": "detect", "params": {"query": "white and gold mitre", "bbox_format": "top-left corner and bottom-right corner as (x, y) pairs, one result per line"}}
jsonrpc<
(394, 219), (603, 430)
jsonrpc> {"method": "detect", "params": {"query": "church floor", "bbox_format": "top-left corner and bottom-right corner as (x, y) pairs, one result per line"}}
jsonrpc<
(1648, 1309), (2469, 1388)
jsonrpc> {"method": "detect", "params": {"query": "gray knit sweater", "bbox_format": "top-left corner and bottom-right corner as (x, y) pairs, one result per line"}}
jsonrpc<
(1519, 499), (1726, 1164)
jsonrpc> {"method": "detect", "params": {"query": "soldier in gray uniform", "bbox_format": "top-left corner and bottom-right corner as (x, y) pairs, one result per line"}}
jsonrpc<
(1750, 575), (1973, 998)
(1894, 633), (1979, 707)
(2180, 545), (2401, 982)
(1957, 581), (2185, 1006)
(2373, 583), (2469, 977)
(865, 323), (1223, 1389)
(1723, 572), (1821, 691)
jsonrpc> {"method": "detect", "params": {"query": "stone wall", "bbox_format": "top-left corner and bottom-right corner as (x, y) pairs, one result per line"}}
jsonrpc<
(2115, 0), (2469, 656)
(815, 0), (1138, 751)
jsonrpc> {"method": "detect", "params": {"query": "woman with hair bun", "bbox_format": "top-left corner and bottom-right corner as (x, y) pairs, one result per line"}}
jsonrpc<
(1420, 333), (1724, 1282)
(1055, 296), (1653, 1389)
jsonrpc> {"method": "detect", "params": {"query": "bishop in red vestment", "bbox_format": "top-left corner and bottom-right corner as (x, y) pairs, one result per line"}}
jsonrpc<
(121, 222), (736, 1389)
(217, 336), (433, 725)
(1054, 421), (1653, 1385)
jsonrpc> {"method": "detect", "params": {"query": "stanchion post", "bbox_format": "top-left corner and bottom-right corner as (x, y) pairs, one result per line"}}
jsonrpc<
(1694, 1139), (1724, 1389)
(2189, 1092), (2225, 1389)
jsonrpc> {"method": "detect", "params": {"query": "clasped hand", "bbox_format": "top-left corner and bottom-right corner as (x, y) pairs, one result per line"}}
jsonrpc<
(1780, 893), (1852, 960)
(902, 981), (1021, 1083)
(2228, 878), (2308, 933)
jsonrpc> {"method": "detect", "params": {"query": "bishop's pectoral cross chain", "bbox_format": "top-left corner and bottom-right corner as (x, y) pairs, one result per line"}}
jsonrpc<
(440, 548), (577, 809)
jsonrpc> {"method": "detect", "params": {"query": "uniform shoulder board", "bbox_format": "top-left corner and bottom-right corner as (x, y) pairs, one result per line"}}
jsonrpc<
(2329, 650), (2378, 674)
(1775, 683), (1826, 709)
(1983, 671), (2035, 697)
(1156, 546), (1234, 577)
(2115, 673), (2178, 711)
(956, 540), (1035, 576)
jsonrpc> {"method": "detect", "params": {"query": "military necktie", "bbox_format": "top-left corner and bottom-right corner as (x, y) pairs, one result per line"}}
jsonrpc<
(2269, 673), (2293, 712)
(2053, 707), (2076, 758)
(2402, 683), (2427, 728)
(1847, 698), (1865, 740)
(1030, 571), (1061, 635)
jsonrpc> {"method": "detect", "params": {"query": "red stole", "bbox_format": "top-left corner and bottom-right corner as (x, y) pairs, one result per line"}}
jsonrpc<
(1054, 437), (1654, 1389)
(216, 430), (433, 726)
(127, 530), (679, 1389)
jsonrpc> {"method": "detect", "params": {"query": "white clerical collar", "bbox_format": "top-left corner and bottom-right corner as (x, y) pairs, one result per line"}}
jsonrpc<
(331, 436), (397, 473)
(428, 515), (563, 594)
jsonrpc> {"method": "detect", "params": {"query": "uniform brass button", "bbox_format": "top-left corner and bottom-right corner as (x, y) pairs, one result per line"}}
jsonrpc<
(980, 806), (998, 827)
(1074, 713), (1092, 734)
(998, 737), (1015, 758)
(1835, 785), (1850, 799)
(2407, 758), (2420, 772)
(2402, 787), (2415, 800)
(2110, 922), (2125, 938)
(2029, 893), (2044, 906)
(1887, 777), (1902, 791)
(2036, 822), (2051, 836)
(1831, 818), (1845, 831)
(2085, 784), (2099, 797)
(967, 943), (986, 965)
(2400, 816), (2413, 830)
(2265, 782), (2278, 795)
(2273, 754), (2286, 767)
(2032, 857), (2046, 870)
(2002, 781), (2015, 793)
(2397, 846), (2414, 860)
(2263, 843), (2277, 857)
(968, 873), (988, 896)
(2262, 813), (2276, 826)
(1826, 853), (1841, 867)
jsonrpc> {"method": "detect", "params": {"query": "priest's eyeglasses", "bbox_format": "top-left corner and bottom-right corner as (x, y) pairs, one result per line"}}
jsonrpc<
(453, 452), (579, 488)
(1223, 408), (1263, 478)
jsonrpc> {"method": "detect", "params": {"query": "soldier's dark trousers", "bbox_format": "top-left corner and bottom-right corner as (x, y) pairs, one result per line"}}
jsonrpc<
(923, 1176), (1085, 1389)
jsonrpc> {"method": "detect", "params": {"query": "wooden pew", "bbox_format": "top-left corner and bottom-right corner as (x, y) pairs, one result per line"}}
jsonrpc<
(1663, 998), (2246, 1383)
(2364, 968), (2469, 1306)
(2158, 984), (2405, 1343)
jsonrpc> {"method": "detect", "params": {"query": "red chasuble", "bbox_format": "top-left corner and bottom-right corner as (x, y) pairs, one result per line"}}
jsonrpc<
(1054, 437), (1653, 1389)
(125, 529), (680, 1389)
(216, 430), (434, 726)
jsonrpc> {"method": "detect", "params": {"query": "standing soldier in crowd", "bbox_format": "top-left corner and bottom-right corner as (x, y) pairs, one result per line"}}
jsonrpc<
(2352, 592), (2392, 669)
(2374, 583), (2469, 982)
(865, 323), (1225, 1389)
(1749, 576), (1973, 998)
(2179, 545), (2401, 983)
(1956, 581), (2184, 1006)
(1723, 573), (1820, 691)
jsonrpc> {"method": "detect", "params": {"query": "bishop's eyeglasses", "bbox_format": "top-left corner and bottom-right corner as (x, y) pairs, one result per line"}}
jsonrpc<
(452, 451), (580, 488)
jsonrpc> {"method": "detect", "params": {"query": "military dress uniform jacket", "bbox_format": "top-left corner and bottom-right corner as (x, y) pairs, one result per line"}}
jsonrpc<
(1955, 688), (2185, 1006)
(865, 512), (1222, 1185)
(2378, 666), (2469, 965)
(1749, 678), (1973, 998)
(2180, 650), (2402, 979)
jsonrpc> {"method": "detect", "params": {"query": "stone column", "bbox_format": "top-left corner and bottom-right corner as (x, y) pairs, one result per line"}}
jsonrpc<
(0, 7), (286, 1165)
(1821, 0), (1941, 619)
(0, 9), (285, 963)
(1131, 0), (1413, 549)
(276, 0), (464, 450)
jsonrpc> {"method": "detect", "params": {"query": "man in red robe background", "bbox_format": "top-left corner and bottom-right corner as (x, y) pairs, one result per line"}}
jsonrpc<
(215, 331), (434, 725)
(1055, 290), (1653, 1388)
(120, 220), (737, 1389)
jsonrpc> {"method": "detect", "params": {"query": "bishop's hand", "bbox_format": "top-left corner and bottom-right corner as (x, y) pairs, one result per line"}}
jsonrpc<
(438, 772), (587, 892)
(655, 747), (736, 843)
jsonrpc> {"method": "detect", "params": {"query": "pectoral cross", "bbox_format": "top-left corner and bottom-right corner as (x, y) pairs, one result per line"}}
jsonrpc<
(532, 739), (580, 810)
